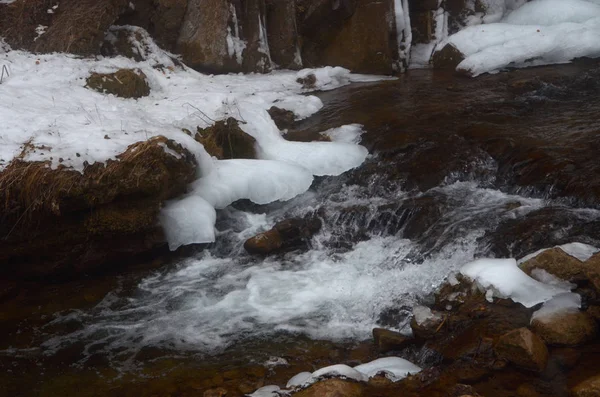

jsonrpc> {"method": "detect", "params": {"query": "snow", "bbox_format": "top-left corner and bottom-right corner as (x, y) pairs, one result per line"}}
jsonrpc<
(412, 305), (442, 326)
(321, 124), (365, 144)
(309, 364), (368, 383)
(517, 242), (599, 264)
(438, 0), (600, 76)
(353, 357), (422, 381)
(247, 385), (281, 397)
(189, 159), (314, 209)
(159, 196), (217, 251)
(394, 0), (413, 69)
(460, 258), (571, 307)
(531, 292), (581, 323)
(0, 31), (383, 250)
(286, 372), (312, 388)
(530, 269), (576, 291)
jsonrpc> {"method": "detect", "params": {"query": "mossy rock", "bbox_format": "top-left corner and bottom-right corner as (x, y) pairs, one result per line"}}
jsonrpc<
(86, 69), (150, 98)
(195, 118), (256, 159)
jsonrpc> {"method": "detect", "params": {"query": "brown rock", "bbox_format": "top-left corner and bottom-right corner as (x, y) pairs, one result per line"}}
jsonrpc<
(410, 305), (444, 339)
(266, 0), (302, 69)
(203, 387), (228, 397)
(516, 384), (541, 397)
(299, 0), (398, 74)
(587, 305), (600, 322)
(572, 375), (600, 397)
(101, 27), (146, 61)
(372, 328), (411, 353)
(0, 136), (197, 278)
(432, 43), (465, 70)
(585, 252), (600, 292)
(494, 328), (549, 372)
(520, 247), (586, 283)
(268, 106), (296, 130)
(86, 69), (150, 99)
(177, 0), (270, 73)
(531, 311), (597, 346)
(195, 118), (257, 160)
(244, 217), (322, 255)
(293, 378), (364, 397)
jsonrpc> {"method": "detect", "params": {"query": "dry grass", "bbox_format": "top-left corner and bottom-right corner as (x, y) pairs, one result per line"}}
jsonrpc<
(0, 0), (56, 50)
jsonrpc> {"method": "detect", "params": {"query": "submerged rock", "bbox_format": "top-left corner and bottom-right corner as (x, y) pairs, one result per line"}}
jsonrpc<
(531, 312), (597, 346)
(195, 118), (257, 160)
(244, 217), (322, 255)
(494, 328), (549, 372)
(0, 136), (197, 278)
(86, 69), (151, 98)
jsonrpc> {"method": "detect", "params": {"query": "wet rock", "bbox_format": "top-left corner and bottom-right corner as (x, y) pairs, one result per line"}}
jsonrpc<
(268, 106), (296, 130)
(292, 378), (364, 397)
(34, 0), (129, 55)
(195, 118), (257, 160)
(572, 375), (600, 397)
(520, 247), (587, 283)
(531, 312), (597, 346)
(0, 136), (197, 278)
(299, 0), (398, 74)
(177, 0), (270, 73)
(203, 387), (228, 397)
(494, 328), (549, 372)
(297, 73), (317, 89)
(266, 0), (302, 69)
(587, 305), (600, 322)
(585, 253), (600, 293)
(117, 0), (188, 51)
(432, 44), (465, 70)
(372, 328), (412, 353)
(86, 69), (150, 99)
(516, 383), (541, 397)
(244, 217), (322, 255)
(410, 305), (444, 339)
(448, 384), (482, 397)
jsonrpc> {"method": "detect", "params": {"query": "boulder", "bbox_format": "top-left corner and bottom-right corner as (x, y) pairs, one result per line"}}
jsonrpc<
(177, 0), (270, 73)
(268, 106), (296, 130)
(0, 136), (197, 278)
(299, 0), (399, 74)
(86, 69), (151, 99)
(410, 305), (444, 339)
(244, 217), (322, 255)
(266, 0), (302, 69)
(494, 328), (548, 372)
(292, 378), (364, 397)
(203, 387), (228, 397)
(372, 328), (412, 353)
(585, 253), (600, 292)
(572, 375), (600, 397)
(531, 312), (597, 346)
(194, 118), (257, 160)
(432, 43), (465, 70)
(520, 247), (586, 283)
(101, 27), (146, 61)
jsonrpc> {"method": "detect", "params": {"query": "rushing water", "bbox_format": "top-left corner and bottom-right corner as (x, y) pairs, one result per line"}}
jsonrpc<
(2, 62), (600, 395)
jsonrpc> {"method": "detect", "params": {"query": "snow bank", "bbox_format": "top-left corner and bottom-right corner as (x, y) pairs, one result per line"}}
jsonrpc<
(0, 33), (383, 250)
(460, 258), (571, 307)
(353, 357), (422, 382)
(438, 0), (600, 76)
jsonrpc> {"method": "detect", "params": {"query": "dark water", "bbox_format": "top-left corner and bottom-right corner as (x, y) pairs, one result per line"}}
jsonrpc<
(2, 61), (600, 396)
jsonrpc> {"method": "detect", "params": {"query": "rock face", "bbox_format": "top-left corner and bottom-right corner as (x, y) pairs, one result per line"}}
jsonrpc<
(494, 328), (549, 372)
(244, 217), (322, 255)
(177, 0), (271, 73)
(195, 118), (257, 159)
(520, 248), (586, 283)
(0, 136), (197, 278)
(298, 0), (399, 74)
(572, 375), (600, 397)
(86, 69), (151, 98)
(531, 312), (597, 346)
(265, 0), (302, 69)
(293, 378), (364, 397)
